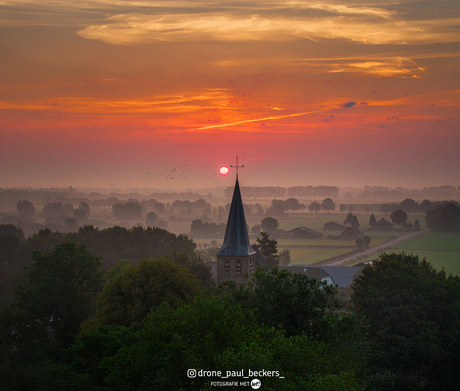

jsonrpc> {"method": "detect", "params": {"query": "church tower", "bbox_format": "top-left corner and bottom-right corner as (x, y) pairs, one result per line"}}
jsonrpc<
(216, 157), (265, 284)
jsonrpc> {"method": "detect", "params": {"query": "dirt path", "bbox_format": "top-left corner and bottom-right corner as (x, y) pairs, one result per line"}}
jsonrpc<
(327, 229), (430, 266)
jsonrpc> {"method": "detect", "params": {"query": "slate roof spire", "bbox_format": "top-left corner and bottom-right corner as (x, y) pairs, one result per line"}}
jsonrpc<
(217, 174), (256, 257)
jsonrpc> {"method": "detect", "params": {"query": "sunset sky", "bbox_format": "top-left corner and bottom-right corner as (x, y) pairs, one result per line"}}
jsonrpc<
(1, 0), (459, 191)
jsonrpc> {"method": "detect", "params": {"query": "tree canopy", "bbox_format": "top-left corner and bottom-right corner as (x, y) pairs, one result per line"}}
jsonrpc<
(15, 242), (104, 344)
(260, 216), (279, 234)
(390, 209), (408, 227)
(321, 198), (336, 213)
(95, 258), (201, 327)
(425, 203), (460, 231)
(344, 212), (360, 229)
(351, 253), (460, 390)
(256, 231), (280, 267)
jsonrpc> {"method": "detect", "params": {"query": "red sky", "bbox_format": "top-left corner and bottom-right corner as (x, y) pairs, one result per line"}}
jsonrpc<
(1, 0), (459, 190)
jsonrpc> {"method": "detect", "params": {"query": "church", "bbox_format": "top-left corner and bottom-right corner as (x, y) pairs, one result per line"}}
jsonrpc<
(216, 173), (267, 284)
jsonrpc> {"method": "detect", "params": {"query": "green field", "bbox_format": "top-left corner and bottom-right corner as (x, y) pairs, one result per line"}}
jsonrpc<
(352, 231), (460, 276)
(288, 247), (354, 265)
(194, 211), (422, 264)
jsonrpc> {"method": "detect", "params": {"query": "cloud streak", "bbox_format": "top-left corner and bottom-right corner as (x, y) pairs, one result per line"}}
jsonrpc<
(77, 11), (460, 45)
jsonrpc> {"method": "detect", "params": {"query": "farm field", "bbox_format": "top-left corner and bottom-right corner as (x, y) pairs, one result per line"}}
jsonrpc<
(193, 211), (421, 264)
(352, 231), (460, 276)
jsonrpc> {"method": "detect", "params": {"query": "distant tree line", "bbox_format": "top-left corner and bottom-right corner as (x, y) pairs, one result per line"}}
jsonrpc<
(224, 185), (339, 199)
(190, 219), (226, 237)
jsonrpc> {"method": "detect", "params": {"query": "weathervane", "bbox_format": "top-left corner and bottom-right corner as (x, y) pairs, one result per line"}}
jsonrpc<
(230, 155), (244, 177)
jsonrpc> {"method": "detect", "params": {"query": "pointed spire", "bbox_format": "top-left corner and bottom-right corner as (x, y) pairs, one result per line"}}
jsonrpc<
(217, 176), (256, 257)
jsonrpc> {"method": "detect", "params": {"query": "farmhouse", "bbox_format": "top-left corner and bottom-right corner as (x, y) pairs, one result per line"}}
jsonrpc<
(373, 218), (394, 231)
(283, 227), (323, 239)
(338, 227), (364, 240)
(323, 221), (346, 230)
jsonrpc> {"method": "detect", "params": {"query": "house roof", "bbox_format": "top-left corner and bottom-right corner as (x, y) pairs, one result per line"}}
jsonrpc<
(324, 221), (346, 228)
(321, 266), (362, 288)
(339, 227), (363, 235)
(217, 176), (256, 257)
(289, 227), (323, 237)
(282, 265), (331, 281)
(282, 265), (362, 288)
(377, 218), (394, 226)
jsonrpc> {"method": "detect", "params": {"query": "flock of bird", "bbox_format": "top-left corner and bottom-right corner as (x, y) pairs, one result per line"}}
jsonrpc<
(107, 165), (192, 187)
(145, 165), (189, 180)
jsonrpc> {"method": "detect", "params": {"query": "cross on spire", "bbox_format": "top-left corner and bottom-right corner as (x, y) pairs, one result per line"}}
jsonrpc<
(230, 155), (244, 177)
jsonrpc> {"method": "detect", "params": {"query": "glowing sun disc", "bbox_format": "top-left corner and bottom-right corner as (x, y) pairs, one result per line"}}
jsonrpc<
(219, 166), (229, 175)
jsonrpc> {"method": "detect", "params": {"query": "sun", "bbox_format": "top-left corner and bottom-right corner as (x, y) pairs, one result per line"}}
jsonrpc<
(219, 166), (229, 176)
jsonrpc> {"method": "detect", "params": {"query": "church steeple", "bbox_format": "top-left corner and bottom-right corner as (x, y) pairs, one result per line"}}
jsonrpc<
(216, 157), (258, 284)
(217, 175), (256, 257)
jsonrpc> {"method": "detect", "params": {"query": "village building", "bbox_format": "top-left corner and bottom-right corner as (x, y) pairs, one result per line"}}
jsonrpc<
(323, 221), (347, 230)
(373, 218), (395, 231)
(338, 227), (364, 240)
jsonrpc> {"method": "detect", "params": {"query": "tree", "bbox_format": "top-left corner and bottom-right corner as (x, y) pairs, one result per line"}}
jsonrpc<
(390, 209), (408, 228)
(279, 249), (291, 266)
(79, 201), (90, 217)
(15, 242), (104, 344)
(344, 212), (360, 228)
(222, 267), (346, 339)
(80, 295), (364, 391)
(363, 235), (371, 248)
(414, 219), (420, 230)
(308, 201), (321, 213)
(351, 253), (460, 390)
(16, 200), (35, 218)
(73, 208), (88, 225)
(321, 198), (336, 213)
(369, 214), (377, 227)
(260, 217), (279, 234)
(96, 258), (201, 326)
(250, 224), (261, 235)
(285, 198), (301, 212)
(40, 202), (65, 218)
(339, 204), (346, 212)
(265, 200), (285, 217)
(145, 211), (158, 227)
(425, 203), (460, 232)
(399, 198), (419, 214)
(256, 231), (279, 267)
(355, 238), (364, 249)
(64, 217), (78, 232)
(254, 203), (264, 216)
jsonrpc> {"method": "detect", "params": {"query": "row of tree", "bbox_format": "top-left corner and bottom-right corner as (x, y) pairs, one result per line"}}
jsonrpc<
(224, 185), (340, 199)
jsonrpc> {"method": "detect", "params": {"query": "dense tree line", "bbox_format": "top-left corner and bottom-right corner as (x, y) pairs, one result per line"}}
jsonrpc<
(0, 224), (201, 307)
(1, 242), (459, 390)
(190, 219), (226, 236)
